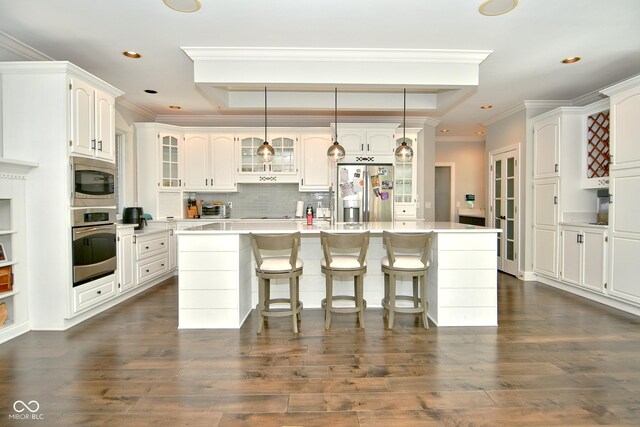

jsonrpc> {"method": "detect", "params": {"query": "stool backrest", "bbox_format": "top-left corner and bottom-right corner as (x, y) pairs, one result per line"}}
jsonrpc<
(320, 231), (370, 267)
(250, 232), (301, 270)
(382, 231), (433, 267)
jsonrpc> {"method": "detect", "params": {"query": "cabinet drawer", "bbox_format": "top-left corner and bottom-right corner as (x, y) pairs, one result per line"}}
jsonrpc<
(136, 233), (169, 260)
(137, 254), (169, 284)
(73, 277), (116, 313)
(395, 204), (417, 219)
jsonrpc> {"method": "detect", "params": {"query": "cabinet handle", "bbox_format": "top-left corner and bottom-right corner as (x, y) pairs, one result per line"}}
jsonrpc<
(98, 140), (103, 151)
(210, 178), (213, 186)
(179, 179), (182, 186)
(205, 179), (208, 186)
(91, 139), (96, 149)
(609, 194), (613, 204)
(97, 290), (102, 295)
(361, 144), (364, 151)
(554, 164), (558, 172)
(553, 196), (558, 205)
(576, 234), (581, 244)
(301, 178), (304, 185)
(367, 144), (370, 151)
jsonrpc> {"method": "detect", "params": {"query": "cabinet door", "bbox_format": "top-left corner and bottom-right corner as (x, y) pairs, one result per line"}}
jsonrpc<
(118, 229), (135, 293)
(238, 135), (268, 174)
(94, 89), (115, 161)
(183, 134), (209, 189)
(394, 135), (416, 204)
(534, 228), (558, 278)
(533, 179), (558, 227)
(560, 227), (581, 286)
(339, 131), (366, 155)
(582, 229), (605, 292)
(367, 131), (394, 156)
(299, 134), (332, 191)
(610, 171), (640, 235)
(269, 134), (297, 175)
(610, 90), (640, 170)
(159, 133), (181, 188)
(211, 134), (237, 191)
(533, 116), (560, 179)
(70, 78), (95, 157)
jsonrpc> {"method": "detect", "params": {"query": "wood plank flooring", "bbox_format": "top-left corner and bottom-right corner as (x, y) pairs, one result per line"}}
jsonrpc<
(1, 273), (640, 426)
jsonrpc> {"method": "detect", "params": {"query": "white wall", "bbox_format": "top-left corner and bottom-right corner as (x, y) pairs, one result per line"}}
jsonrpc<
(435, 139), (486, 219)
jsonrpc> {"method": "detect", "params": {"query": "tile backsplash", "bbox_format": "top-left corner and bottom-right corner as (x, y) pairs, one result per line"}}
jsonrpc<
(190, 184), (330, 218)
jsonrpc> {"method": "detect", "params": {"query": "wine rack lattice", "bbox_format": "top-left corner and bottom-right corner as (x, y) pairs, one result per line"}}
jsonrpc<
(586, 111), (609, 179)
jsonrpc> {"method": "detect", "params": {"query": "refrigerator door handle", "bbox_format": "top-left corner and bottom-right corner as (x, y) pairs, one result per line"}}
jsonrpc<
(363, 170), (369, 222)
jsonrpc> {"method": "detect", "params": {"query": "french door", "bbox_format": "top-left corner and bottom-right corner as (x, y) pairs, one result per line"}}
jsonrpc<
(490, 146), (519, 276)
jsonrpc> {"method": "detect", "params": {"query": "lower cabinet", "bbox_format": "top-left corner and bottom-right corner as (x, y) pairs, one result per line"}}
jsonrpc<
(395, 203), (417, 220)
(72, 275), (117, 314)
(560, 225), (607, 293)
(135, 231), (170, 285)
(117, 226), (135, 294)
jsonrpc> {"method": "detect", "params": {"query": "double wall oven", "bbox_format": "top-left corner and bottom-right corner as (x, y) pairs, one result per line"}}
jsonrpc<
(70, 156), (117, 287)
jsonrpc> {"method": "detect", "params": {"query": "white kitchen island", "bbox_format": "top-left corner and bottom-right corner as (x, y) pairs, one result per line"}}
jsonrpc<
(176, 221), (500, 328)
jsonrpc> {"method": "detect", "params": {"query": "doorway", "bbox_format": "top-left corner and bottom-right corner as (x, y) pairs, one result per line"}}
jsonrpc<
(489, 145), (520, 276)
(435, 163), (455, 222)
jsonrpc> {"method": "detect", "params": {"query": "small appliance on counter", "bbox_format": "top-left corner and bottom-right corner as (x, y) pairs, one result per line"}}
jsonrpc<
(201, 201), (231, 219)
(122, 207), (147, 230)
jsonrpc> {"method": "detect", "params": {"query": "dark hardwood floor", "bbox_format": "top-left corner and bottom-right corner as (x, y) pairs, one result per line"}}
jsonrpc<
(1, 273), (640, 426)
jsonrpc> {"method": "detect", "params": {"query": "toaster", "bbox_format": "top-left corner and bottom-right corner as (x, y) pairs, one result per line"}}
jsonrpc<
(200, 202), (230, 219)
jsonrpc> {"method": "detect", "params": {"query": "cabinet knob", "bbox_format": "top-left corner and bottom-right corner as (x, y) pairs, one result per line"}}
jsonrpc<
(145, 246), (149, 250)
(97, 290), (102, 295)
(146, 269), (150, 273)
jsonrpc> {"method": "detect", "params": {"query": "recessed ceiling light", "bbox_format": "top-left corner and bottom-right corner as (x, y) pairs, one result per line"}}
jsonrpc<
(481, 105), (493, 109)
(475, 131), (485, 135)
(479, 0), (519, 16)
(440, 129), (449, 133)
(122, 51), (141, 59)
(144, 89), (158, 94)
(163, 0), (201, 13)
(169, 105), (182, 110)
(562, 56), (582, 64)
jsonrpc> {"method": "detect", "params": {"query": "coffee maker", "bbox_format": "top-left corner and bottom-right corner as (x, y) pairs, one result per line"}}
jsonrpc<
(596, 189), (609, 225)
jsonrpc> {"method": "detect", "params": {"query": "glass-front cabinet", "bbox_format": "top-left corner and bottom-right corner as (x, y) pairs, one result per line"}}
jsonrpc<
(160, 133), (181, 188)
(237, 132), (298, 183)
(394, 132), (418, 219)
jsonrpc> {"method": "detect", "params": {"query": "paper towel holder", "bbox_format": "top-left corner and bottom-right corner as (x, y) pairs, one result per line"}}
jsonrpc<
(295, 200), (305, 218)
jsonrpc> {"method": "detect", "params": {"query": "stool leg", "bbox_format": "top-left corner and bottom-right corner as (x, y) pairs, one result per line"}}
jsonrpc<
(382, 273), (389, 318)
(290, 277), (298, 333)
(421, 273), (429, 329)
(356, 274), (365, 328)
(257, 276), (265, 334)
(265, 281), (271, 311)
(388, 273), (396, 329)
(412, 276), (419, 308)
(296, 276), (302, 322)
(325, 274), (333, 329)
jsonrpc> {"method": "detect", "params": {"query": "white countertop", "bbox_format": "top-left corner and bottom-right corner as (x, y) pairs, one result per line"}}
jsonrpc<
(559, 222), (608, 229)
(176, 220), (501, 234)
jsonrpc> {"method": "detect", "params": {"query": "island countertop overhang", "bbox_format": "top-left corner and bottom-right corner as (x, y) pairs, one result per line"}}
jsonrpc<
(175, 220), (502, 235)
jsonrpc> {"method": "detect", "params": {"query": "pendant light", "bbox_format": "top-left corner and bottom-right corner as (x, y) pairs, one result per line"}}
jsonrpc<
(256, 86), (275, 162)
(395, 88), (414, 162)
(327, 88), (346, 161)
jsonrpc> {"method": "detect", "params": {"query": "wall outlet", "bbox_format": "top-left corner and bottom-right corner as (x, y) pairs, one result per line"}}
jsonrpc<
(456, 202), (461, 208)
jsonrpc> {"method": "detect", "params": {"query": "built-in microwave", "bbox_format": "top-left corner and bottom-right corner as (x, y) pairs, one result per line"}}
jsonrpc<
(71, 156), (116, 207)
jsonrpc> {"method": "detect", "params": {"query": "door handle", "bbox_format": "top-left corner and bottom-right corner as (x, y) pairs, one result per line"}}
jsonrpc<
(498, 215), (506, 220)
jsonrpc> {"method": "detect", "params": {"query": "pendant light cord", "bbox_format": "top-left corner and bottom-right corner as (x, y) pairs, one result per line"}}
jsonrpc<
(334, 87), (338, 142)
(264, 86), (267, 144)
(403, 88), (406, 143)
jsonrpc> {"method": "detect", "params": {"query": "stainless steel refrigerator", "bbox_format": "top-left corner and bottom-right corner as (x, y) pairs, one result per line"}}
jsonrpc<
(336, 164), (394, 222)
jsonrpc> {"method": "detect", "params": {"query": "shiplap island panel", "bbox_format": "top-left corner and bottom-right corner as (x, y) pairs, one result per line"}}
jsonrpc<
(176, 221), (500, 328)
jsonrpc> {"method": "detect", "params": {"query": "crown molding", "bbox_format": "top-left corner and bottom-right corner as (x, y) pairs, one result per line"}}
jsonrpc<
(600, 73), (640, 97)
(482, 100), (571, 127)
(0, 31), (53, 61)
(436, 135), (485, 143)
(116, 99), (156, 121)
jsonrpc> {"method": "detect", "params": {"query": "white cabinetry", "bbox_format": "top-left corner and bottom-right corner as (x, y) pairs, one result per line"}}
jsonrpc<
(135, 123), (184, 219)
(69, 77), (117, 162)
(72, 275), (117, 314)
(0, 160), (37, 344)
(135, 231), (170, 286)
(601, 76), (640, 306)
(531, 108), (593, 280)
(298, 132), (332, 191)
(337, 123), (398, 162)
(560, 225), (607, 293)
(581, 100), (610, 189)
(394, 130), (419, 219)
(183, 132), (237, 191)
(237, 131), (298, 183)
(117, 226), (135, 294)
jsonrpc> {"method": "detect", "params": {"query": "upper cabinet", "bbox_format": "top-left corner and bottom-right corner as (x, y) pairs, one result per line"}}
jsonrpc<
(69, 77), (116, 162)
(183, 132), (236, 191)
(581, 100), (610, 189)
(298, 132), (333, 192)
(532, 115), (560, 179)
(393, 130), (418, 220)
(336, 123), (398, 162)
(160, 133), (181, 189)
(237, 131), (298, 183)
(602, 76), (640, 171)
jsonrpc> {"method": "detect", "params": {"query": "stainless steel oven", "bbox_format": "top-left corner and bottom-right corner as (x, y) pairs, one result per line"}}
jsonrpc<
(71, 156), (116, 207)
(71, 208), (117, 287)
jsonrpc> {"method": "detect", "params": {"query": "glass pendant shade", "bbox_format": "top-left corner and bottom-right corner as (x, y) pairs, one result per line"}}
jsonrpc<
(327, 141), (345, 161)
(395, 88), (414, 162)
(257, 141), (275, 162)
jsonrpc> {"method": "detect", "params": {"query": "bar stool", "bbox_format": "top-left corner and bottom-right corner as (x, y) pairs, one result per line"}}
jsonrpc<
(380, 231), (433, 329)
(250, 232), (303, 334)
(320, 231), (370, 329)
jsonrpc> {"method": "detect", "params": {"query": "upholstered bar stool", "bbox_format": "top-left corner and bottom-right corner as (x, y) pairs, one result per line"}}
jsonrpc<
(320, 231), (370, 329)
(250, 232), (303, 334)
(381, 231), (433, 329)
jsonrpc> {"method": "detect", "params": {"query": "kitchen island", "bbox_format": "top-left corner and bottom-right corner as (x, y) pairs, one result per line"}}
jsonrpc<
(176, 221), (500, 328)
